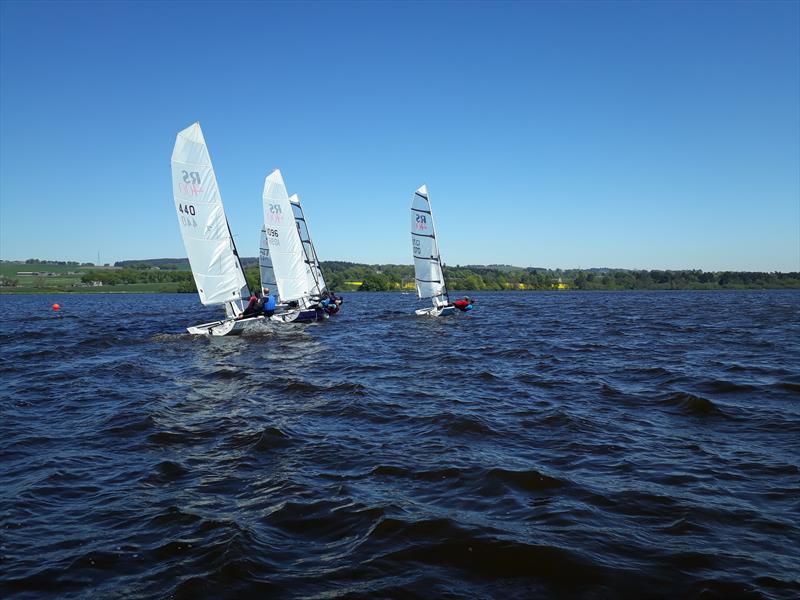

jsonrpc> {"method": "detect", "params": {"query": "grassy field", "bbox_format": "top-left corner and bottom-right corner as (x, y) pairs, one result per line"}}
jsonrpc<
(0, 263), (119, 276)
(1, 282), (184, 294)
(1, 265), (83, 290)
(0, 263), (182, 294)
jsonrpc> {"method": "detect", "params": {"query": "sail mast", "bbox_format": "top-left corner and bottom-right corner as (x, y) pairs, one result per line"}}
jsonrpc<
(226, 218), (249, 295)
(426, 190), (449, 304)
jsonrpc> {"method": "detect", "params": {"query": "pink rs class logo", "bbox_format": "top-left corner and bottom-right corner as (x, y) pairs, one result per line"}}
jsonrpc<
(179, 170), (202, 196)
(269, 203), (283, 224)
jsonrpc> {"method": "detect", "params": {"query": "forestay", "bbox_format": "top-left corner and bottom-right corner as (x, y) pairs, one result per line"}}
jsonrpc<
(290, 194), (327, 298)
(171, 122), (249, 308)
(411, 185), (449, 305)
(262, 170), (309, 303)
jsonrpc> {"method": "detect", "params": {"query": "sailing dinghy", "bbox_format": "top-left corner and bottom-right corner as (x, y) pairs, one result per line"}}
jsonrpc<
(171, 122), (261, 335)
(290, 193), (342, 315)
(411, 185), (455, 317)
(261, 170), (327, 323)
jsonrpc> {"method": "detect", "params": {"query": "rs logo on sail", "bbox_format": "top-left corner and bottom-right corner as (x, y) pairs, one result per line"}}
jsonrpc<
(415, 215), (428, 231)
(268, 204), (283, 224)
(179, 170), (203, 196)
(182, 171), (201, 185)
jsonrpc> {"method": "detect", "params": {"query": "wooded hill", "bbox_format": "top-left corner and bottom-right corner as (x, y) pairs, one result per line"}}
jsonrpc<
(113, 259), (800, 292)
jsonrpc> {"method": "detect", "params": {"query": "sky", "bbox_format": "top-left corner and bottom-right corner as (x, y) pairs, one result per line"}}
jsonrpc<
(1, 0), (798, 271)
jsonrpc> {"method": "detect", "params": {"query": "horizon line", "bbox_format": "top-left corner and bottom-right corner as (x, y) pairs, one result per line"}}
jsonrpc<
(2, 257), (798, 274)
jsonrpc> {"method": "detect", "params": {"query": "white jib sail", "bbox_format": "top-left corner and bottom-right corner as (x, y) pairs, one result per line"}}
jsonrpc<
(171, 122), (249, 309)
(290, 193), (327, 297)
(259, 227), (277, 294)
(262, 170), (310, 303)
(411, 184), (448, 306)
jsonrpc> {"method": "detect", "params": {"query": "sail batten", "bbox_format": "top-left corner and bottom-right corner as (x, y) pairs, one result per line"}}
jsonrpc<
(410, 184), (448, 305)
(171, 122), (248, 308)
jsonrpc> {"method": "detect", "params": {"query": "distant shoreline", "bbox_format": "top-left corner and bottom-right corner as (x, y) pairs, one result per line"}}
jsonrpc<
(3, 287), (800, 296)
(2, 259), (798, 293)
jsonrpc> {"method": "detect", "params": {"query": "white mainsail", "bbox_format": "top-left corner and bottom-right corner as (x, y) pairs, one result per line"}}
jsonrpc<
(411, 184), (449, 306)
(171, 122), (249, 312)
(262, 170), (310, 303)
(290, 193), (327, 298)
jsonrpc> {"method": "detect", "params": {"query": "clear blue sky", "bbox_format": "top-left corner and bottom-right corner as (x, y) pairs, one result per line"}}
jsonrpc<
(1, 1), (798, 271)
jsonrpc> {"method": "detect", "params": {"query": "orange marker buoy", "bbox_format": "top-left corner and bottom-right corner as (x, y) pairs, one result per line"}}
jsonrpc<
(52, 303), (61, 311)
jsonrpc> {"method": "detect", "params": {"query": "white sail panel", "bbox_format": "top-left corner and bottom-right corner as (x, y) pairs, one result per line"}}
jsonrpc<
(259, 228), (277, 293)
(290, 194), (327, 297)
(171, 122), (248, 306)
(262, 170), (309, 302)
(411, 185), (448, 304)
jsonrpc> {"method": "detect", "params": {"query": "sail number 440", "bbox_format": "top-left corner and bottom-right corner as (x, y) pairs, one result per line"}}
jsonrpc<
(178, 204), (197, 227)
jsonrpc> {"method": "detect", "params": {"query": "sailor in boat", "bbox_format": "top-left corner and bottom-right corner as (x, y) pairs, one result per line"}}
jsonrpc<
(452, 296), (475, 312)
(320, 295), (335, 314)
(262, 288), (276, 317)
(240, 290), (264, 319)
(320, 290), (343, 315)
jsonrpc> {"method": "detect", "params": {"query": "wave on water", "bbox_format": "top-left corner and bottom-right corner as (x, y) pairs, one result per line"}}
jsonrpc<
(1, 290), (799, 598)
(659, 391), (724, 416)
(223, 426), (295, 452)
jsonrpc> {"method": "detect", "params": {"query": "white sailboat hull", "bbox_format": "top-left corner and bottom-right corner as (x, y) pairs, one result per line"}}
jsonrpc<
(415, 305), (456, 317)
(186, 316), (263, 336)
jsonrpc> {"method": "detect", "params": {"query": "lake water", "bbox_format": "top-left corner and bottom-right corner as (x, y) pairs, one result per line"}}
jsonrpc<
(1, 291), (799, 598)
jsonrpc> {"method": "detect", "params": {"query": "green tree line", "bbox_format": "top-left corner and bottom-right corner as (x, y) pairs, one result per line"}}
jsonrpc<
(321, 263), (800, 291)
(82, 259), (800, 292)
(82, 268), (194, 290)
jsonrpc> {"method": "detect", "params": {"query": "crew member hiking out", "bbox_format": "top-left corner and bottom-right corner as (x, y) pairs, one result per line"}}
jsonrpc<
(321, 290), (343, 315)
(240, 290), (263, 318)
(452, 296), (474, 312)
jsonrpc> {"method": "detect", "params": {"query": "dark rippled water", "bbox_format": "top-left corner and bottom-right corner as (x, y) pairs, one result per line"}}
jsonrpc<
(2, 291), (799, 598)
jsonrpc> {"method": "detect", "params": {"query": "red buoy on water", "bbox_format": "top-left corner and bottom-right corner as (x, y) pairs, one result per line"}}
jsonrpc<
(52, 303), (61, 311)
